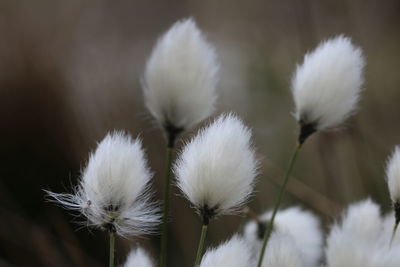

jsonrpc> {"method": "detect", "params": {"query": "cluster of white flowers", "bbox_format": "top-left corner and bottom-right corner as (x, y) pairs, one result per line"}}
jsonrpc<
(45, 14), (400, 267)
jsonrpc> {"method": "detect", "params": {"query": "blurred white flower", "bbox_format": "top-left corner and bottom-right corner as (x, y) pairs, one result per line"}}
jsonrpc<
(244, 206), (322, 266)
(143, 18), (219, 145)
(174, 113), (258, 222)
(199, 235), (253, 267)
(122, 248), (154, 267)
(325, 199), (400, 267)
(386, 146), (400, 204)
(291, 35), (365, 143)
(261, 232), (305, 267)
(46, 131), (160, 236)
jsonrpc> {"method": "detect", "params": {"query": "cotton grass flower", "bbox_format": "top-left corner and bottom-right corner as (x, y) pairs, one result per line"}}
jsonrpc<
(199, 235), (253, 267)
(45, 131), (160, 237)
(174, 113), (258, 265)
(244, 207), (322, 266)
(143, 18), (219, 146)
(291, 35), (365, 144)
(175, 113), (258, 221)
(386, 146), (400, 240)
(123, 248), (155, 267)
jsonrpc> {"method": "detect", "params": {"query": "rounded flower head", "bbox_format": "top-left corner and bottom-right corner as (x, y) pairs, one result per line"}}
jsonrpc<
(291, 35), (365, 143)
(46, 131), (160, 237)
(199, 235), (253, 267)
(244, 207), (322, 266)
(123, 248), (154, 267)
(143, 18), (219, 141)
(174, 113), (258, 222)
(386, 146), (400, 204)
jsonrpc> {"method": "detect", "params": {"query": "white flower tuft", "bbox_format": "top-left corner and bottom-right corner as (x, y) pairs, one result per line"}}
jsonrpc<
(143, 18), (219, 133)
(199, 235), (253, 267)
(243, 206), (322, 266)
(261, 232), (306, 267)
(45, 131), (160, 237)
(291, 35), (365, 139)
(386, 146), (400, 203)
(174, 113), (258, 220)
(325, 199), (400, 267)
(122, 248), (155, 267)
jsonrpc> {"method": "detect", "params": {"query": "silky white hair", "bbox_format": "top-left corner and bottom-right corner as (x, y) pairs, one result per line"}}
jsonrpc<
(199, 235), (253, 267)
(244, 206), (322, 266)
(261, 232), (306, 267)
(174, 113), (258, 218)
(143, 18), (219, 131)
(291, 35), (365, 130)
(122, 248), (154, 267)
(46, 131), (160, 237)
(386, 146), (400, 203)
(325, 199), (400, 267)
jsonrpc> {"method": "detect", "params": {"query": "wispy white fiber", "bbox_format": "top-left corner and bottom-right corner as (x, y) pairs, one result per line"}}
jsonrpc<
(325, 199), (400, 267)
(243, 207), (322, 266)
(45, 131), (160, 237)
(199, 235), (253, 267)
(122, 248), (154, 267)
(261, 232), (306, 267)
(386, 146), (400, 203)
(291, 35), (365, 130)
(143, 18), (219, 131)
(174, 113), (258, 217)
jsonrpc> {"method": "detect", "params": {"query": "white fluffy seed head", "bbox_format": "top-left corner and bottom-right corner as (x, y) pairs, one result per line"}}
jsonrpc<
(261, 232), (306, 267)
(243, 207), (322, 266)
(386, 146), (400, 203)
(291, 35), (365, 131)
(143, 18), (219, 131)
(123, 248), (154, 267)
(45, 131), (160, 237)
(174, 113), (258, 219)
(199, 235), (253, 267)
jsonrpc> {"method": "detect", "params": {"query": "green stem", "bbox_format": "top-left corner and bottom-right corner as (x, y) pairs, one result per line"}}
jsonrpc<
(160, 146), (174, 267)
(109, 231), (115, 267)
(257, 143), (302, 267)
(194, 224), (209, 267)
(390, 222), (399, 246)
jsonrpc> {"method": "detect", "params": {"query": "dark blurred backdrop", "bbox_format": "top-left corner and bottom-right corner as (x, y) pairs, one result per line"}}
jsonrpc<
(1, 0), (399, 266)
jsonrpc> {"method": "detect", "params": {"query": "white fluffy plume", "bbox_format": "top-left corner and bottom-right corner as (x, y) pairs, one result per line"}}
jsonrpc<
(386, 146), (400, 203)
(199, 235), (253, 267)
(122, 248), (154, 267)
(291, 35), (365, 131)
(143, 18), (219, 131)
(174, 113), (258, 219)
(325, 199), (400, 267)
(244, 207), (322, 266)
(45, 131), (160, 236)
(261, 232), (306, 267)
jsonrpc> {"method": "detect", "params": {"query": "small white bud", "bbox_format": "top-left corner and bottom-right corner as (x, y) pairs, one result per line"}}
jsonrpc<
(386, 146), (400, 204)
(199, 235), (253, 267)
(143, 18), (219, 138)
(122, 248), (154, 267)
(46, 131), (160, 237)
(291, 35), (365, 143)
(174, 113), (258, 222)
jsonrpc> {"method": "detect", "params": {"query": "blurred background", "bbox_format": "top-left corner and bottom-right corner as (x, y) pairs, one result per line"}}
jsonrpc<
(1, 0), (399, 266)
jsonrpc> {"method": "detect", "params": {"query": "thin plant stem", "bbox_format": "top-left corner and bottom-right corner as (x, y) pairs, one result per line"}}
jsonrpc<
(390, 222), (399, 246)
(160, 146), (174, 267)
(257, 143), (302, 267)
(194, 224), (209, 267)
(109, 231), (115, 267)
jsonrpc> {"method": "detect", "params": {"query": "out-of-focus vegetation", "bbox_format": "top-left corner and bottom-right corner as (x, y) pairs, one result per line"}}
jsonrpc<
(0, 0), (399, 266)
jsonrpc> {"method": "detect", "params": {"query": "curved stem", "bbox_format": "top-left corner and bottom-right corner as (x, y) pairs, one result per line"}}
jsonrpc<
(257, 143), (302, 267)
(194, 224), (209, 267)
(390, 222), (399, 246)
(109, 231), (115, 267)
(160, 146), (174, 267)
